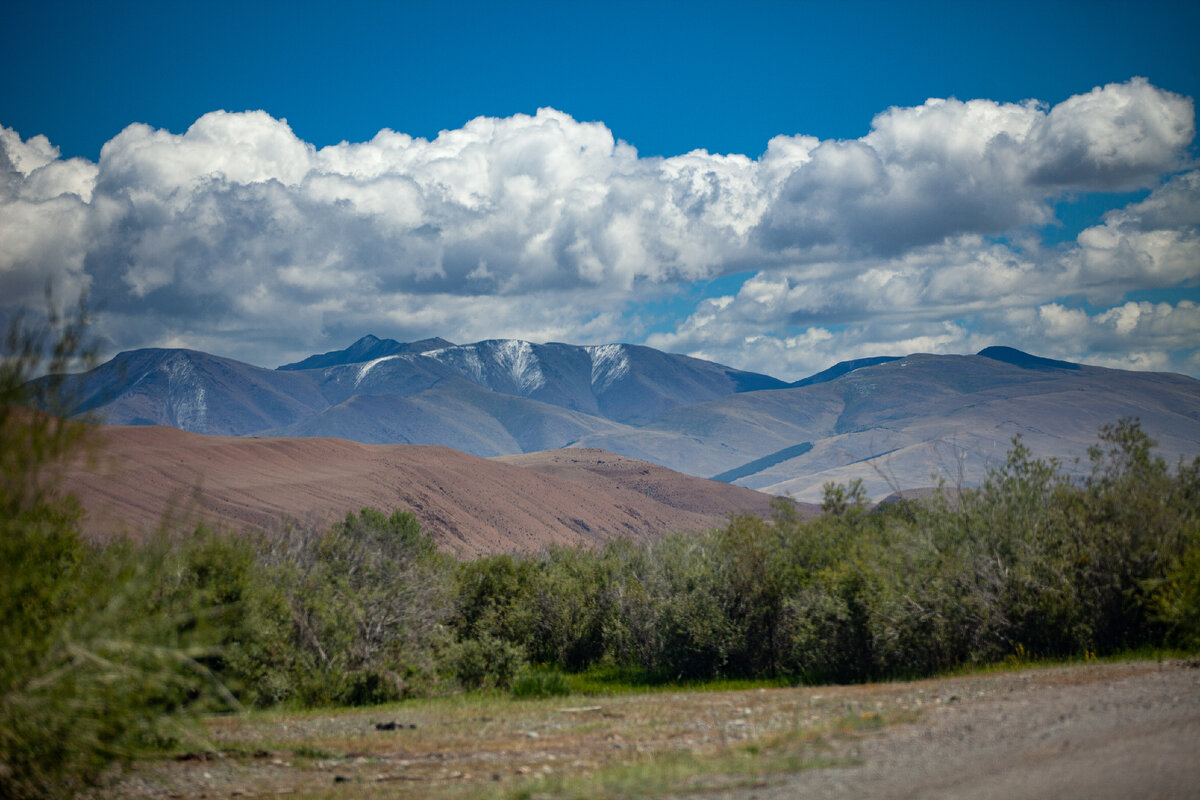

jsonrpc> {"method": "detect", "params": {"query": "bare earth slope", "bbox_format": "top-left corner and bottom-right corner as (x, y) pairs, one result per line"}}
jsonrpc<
(492, 448), (808, 519)
(63, 425), (776, 557)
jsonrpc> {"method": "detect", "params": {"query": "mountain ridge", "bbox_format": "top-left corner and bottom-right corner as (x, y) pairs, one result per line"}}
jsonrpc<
(276, 335), (455, 371)
(37, 339), (1200, 503)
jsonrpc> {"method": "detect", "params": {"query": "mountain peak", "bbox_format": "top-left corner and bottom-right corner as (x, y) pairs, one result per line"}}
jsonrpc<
(790, 355), (902, 388)
(277, 336), (454, 371)
(977, 346), (1080, 371)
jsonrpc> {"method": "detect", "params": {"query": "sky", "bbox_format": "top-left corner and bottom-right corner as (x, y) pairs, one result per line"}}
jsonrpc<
(2, 0), (1198, 380)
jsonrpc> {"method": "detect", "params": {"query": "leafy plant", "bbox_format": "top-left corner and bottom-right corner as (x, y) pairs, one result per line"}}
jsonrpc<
(0, 299), (237, 800)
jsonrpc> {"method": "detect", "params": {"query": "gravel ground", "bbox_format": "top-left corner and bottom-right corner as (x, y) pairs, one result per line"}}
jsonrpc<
(91, 659), (1200, 799)
(712, 659), (1200, 800)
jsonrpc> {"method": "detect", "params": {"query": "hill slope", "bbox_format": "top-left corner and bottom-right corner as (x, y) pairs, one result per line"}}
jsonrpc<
(575, 352), (1200, 500)
(63, 425), (785, 557)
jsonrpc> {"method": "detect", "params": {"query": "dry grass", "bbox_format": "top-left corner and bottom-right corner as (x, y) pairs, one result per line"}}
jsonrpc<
(89, 662), (1174, 800)
(90, 682), (921, 798)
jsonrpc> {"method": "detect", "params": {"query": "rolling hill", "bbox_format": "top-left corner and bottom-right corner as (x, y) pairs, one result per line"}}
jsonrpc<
(61, 425), (791, 556)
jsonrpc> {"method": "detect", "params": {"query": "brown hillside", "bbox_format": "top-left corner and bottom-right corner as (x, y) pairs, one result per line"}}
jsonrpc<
(61, 425), (783, 557)
(493, 448), (805, 518)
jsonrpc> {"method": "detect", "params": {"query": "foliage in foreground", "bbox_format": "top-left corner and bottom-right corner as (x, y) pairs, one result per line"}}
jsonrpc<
(453, 420), (1199, 684)
(1, 302), (240, 800)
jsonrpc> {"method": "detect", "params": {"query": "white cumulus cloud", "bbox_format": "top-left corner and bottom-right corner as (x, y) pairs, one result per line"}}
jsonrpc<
(0, 78), (1196, 376)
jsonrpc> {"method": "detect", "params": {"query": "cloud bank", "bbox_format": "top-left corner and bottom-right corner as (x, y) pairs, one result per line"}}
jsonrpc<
(1, 78), (1197, 378)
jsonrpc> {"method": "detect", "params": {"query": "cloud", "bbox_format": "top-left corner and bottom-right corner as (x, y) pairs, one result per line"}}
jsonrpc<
(0, 126), (96, 310)
(757, 77), (1193, 258)
(0, 78), (1196, 375)
(1061, 170), (1200, 303)
(647, 166), (1200, 379)
(1028, 78), (1195, 190)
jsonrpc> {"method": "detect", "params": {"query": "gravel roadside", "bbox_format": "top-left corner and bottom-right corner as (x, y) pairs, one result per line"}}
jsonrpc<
(710, 659), (1200, 800)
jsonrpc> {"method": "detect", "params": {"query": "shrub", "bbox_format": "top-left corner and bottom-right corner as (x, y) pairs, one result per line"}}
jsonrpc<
(454, 554), (538, 646)
(0, 301), (237, 800)
(250, 509), (455, 705)
(451, 634), (527, 690)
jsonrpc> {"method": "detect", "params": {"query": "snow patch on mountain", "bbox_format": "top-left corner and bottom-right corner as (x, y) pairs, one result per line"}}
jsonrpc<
(424, 341), (547, 393)
(164, 353), (207, 430)
(587, 344), (631, 392)
(489, 340), (546, 393)
(355, 354), (402, 387)
(424, 345), (486, 384)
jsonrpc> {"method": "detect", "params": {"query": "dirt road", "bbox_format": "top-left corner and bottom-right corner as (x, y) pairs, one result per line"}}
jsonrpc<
(715, 659), (1200, 800)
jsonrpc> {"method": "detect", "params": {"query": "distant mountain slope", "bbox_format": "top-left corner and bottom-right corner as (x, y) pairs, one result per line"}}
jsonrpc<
(789, 355), (902, 387)
(45, 336), (785, 441)
(62, 426), (777, 556)
(55, 348), (328, 435)
(409, 339), (787, 424)
(277, 335), (454, 371)
(269, 377), (630, 456)
(977, 345), (1081, 371)
(574, 383), (847, 477)
(575, 352), (1200, 500)
(711, 443), (814, 483)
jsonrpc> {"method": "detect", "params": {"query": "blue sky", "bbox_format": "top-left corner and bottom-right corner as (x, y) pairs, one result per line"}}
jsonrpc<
(2, 0), (1198, 378)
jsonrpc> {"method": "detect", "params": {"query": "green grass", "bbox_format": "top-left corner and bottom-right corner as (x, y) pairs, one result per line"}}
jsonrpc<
(562, 645), (1197, 697)
(937, 645), (1196, 679)
(511, 667), (572, 698)
(492, 748), (858, 800)
(564, 664), (795, 696)
(292, 745), (340, 759)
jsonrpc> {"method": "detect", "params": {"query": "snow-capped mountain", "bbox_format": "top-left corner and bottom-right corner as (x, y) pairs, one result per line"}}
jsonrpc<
(45, 335), (785, 438)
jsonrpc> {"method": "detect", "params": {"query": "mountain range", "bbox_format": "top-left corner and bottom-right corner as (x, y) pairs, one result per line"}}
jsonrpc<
(43, 337), (1200, 501)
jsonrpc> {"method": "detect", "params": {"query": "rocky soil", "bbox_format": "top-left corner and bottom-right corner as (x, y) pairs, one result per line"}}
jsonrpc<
(718, 658), (1200, 800)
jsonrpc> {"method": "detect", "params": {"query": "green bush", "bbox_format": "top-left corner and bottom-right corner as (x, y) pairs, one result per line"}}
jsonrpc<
(1155, 545), (1200, 649)
(248, 509), (455, 705)
(160, 527), (295, 706)
(451, 634), (527, 690)
(0, 302), (237, 800)
(439, 425), (1197, 689)
(454, 554), (538, 646)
